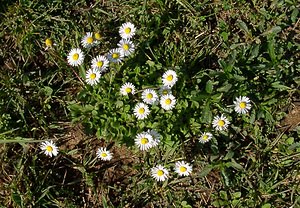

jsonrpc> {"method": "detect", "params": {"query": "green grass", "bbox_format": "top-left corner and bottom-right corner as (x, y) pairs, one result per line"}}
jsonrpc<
(0, 0), (299, 207)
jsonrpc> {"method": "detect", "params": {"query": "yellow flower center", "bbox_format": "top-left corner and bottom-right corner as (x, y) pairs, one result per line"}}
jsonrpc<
(162, 90), (168, 95)
(87, 36), (93, 44)
(101, 152), (107, 157)
(165, 98), (171, 105)
(218, 120), (225, 127)
(202, 135), (208, 140)
(124, 27), (131, 34)
(146, 93), (153, 99)
(46, 146), (53, 152)
(45, 38), (52, 47)
(140, 138), (149, 145)
(123, 44), (129, 50)
(94, 33), (101, 40)
(166, 75), (173, 81)
(157, 170), (164, 176)
(125, 87), (132, 93)
(179, 166), (187, 172)
(90, 73), (96, 80)
(138, 108), (145, 114)
(112, 53), (119, 59)
(239, 102), (246, 109)
(97, 61), (103, 67)
(72, 53), (79, 60)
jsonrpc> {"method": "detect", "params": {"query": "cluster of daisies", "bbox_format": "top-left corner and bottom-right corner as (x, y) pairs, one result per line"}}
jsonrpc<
(66, 22), (136, 85)
(39, 22), (136, 158)
(120, 69), (178, 120)
(119, 69), (194, 181)
(199, 96), (252, 143)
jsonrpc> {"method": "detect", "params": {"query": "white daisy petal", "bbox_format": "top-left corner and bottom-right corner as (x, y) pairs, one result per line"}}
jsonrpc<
(40, 141), (59, 157)
(119, 22), (136, 39)
(133, 103), (150, 120)
(151, 165), (169, 182)
(234, 96), (252, 114)
(96, 147), (113, 161)
(91, 55), (109, 72)
(135, 132), (154, 151)
(162, 70), (178, 87)
(85, 68), (101, 85)
(67, 48), (85, 66)
(212, 114), (230, 131)
(199, 132), (213, 143)
(118, 39), (135, 56)
(107, 48), (124, 63)
(175, 161), (192, 176)
(160, 94), (176, 110)
(142, 89), (158, 105)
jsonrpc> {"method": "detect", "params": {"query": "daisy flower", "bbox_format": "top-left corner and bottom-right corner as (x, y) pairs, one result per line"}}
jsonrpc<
(91, 55), (109, 72)
(147, 129), (161, 147)
(133, 103), (150, 120)
(86, 68), (101, 85)
(142, 89), (158, 105)
(160, 94), (176, 110)
(158, 85), (172, 96)
(135, 132), (154, 151)
(40, 141), (59, 157)
(67, 48), (85, 66)
(107, 48), (124, 63)
(81, 32), (95, 48)
(175, 161), (192, 176)
(199, 132), (213, 143)
(234, 96), (252, 114)
(151, 165), (169, 182)
(212, 114), (230, 131)
(120, 82), (135, 95)
(96, 147), (113, 161)
(119, 22), (136, 39)
(162, 70), (178, 87)
(118, 39), (135, 56)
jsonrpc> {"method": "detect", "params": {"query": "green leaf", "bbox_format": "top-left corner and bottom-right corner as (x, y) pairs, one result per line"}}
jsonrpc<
(43, 86), (53, 96)
(263, 26), (281, 36)
(271, 81), (291, 90)
(232, 192), (241, 199)
(221, 32), (229, 41)
(261, 203), (271, 208)
(198, 165), (213, 177)
(268, 38), (276, 62)
(291, 8), (299, 23)
(227, 159), (244, 171)
(217, 83), (232, 92)
(220, 190), (228, 200)
(201, 102), (212, 123)
(205, 80), (213, 94)
(236, 19), (251, 36)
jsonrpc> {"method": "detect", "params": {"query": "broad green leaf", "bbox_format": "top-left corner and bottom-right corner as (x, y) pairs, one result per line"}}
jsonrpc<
(205, 80), (213, 94)
(271, 82), (291, 90)
(198, 165), (213, 178)
(261, 203), (271, 208)
(291, 8), (299, 23)
(236, 19), (251, 35)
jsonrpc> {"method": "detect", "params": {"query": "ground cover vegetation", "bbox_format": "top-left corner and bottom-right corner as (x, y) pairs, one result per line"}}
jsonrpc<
(0, 0), (299, 207)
